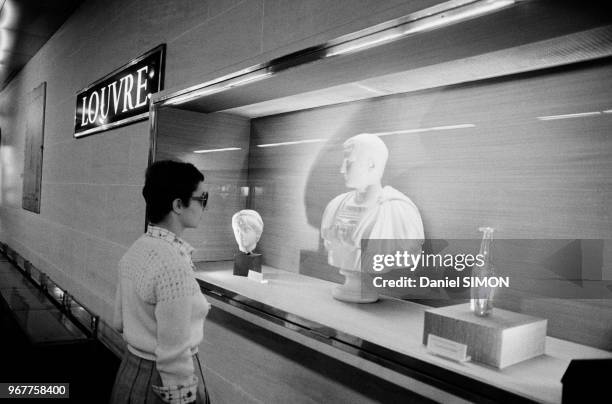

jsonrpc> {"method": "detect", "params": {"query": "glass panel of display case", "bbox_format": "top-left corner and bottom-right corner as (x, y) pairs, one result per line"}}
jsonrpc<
(152, 0), (612, 350)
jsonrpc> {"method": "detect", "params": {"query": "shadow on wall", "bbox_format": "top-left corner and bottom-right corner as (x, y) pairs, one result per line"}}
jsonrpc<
(298, 97), (432, 284)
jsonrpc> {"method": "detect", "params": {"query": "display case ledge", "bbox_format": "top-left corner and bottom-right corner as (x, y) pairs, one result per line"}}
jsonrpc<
(194, 261), (611, 404)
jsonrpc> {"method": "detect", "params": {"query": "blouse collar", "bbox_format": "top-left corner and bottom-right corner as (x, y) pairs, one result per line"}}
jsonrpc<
(146, 224), (195, 257)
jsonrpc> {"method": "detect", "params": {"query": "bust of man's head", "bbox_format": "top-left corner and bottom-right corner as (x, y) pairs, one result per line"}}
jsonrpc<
(232, 210), (264, 254)
(340, 133), (389, 190)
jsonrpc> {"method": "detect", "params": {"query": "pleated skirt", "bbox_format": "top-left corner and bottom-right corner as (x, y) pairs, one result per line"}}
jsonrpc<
(109, 350), (210, 404)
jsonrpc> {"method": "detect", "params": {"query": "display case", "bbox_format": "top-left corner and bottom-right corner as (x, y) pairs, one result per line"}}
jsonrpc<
(149, 1), (612, 402)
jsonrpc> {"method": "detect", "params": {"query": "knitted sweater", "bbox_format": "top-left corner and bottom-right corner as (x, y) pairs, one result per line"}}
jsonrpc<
(113, 225), (211, 387)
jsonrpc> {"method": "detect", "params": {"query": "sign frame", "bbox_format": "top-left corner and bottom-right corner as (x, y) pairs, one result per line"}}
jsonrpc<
(73, 44), (165, 138)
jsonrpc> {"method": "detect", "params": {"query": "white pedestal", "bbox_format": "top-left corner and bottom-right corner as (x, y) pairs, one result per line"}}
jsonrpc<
(423, 304), (547, 369)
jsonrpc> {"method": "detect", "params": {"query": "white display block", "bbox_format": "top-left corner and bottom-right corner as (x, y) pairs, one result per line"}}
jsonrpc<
(423, 303), (547, 369)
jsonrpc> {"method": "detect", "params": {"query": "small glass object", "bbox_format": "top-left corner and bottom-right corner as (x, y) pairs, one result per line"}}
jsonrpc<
(471, 226), (495, 316)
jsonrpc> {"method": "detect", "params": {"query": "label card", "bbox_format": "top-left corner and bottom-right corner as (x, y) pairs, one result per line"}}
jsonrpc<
(426, 334), (470, 363)
(248, 270), (268, 283)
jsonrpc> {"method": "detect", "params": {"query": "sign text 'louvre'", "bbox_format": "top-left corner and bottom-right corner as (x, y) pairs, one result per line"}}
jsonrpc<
(74, 45), (165, 138)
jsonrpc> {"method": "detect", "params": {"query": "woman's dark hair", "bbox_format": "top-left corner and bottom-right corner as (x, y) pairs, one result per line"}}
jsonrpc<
(142, 160), (204, 223)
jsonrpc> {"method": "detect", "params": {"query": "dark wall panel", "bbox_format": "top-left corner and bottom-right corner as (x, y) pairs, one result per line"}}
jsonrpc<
(22, 82), (46, 213)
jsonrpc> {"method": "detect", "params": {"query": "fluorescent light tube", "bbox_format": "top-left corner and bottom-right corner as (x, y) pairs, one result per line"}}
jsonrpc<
(327, 0), (515, 57)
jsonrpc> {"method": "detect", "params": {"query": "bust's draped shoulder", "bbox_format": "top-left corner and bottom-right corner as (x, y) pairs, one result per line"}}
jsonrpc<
(368, 186), (424, 240)
(321, 186), (424, 240)
(321, 187), (424, 270)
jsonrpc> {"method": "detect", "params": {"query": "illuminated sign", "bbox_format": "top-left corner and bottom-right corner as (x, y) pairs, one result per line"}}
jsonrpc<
(74, 45), (165, 138)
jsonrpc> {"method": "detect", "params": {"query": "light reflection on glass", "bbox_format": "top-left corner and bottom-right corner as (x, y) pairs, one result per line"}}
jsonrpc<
(537, 111), (601, 121)
(193, 147), (241, 153)
(257, 139), (326, 148)
(372, 124), (475, 137)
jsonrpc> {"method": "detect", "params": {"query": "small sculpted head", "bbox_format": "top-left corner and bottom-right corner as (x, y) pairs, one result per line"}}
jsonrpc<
(232, 210), (264, 254)
(340, 133), (388, 191)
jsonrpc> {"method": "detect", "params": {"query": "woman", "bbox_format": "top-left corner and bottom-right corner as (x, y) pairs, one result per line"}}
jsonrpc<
(110, 160), (211, 404)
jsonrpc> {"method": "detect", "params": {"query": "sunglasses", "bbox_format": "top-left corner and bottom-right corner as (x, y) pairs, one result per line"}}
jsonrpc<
(190, 191), (209, 209)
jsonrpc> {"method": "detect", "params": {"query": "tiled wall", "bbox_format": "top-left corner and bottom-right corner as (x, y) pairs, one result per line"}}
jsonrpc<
(0, 0), (445, 345)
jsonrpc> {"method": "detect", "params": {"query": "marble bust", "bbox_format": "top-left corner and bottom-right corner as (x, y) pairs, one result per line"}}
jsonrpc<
(321, 133), (424, 302)
(232, 210), (264, 277)
(232, 209), (263, 254)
